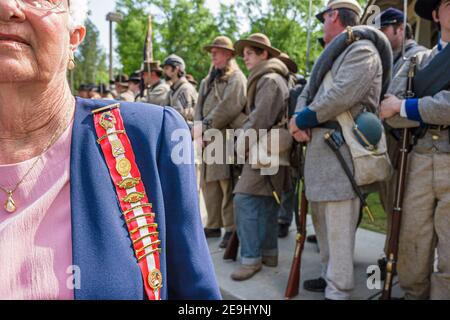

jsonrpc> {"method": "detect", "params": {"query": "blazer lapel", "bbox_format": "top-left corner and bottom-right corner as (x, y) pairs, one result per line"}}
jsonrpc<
(70, 98), (144, 300)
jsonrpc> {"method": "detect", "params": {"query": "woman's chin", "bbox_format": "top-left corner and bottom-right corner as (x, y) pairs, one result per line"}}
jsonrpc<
(0, 65), (36, 83)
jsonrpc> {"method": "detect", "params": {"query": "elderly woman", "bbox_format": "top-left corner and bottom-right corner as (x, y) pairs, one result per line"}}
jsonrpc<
(0, 0), (220, 300)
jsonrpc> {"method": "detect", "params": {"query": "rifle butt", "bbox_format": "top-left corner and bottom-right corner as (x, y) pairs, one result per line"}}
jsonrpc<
(284, 241), (304, 299)
(223, 230), (239, 261)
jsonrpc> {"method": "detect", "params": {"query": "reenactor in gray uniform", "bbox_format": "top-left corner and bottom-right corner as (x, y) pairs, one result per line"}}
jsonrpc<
(115, 74), (135, 102)
(290, 0), (387, 299)
(77, 84), (90, 99)
(139, 61), (170, 106)
(194, 36), (247, 248)
(378, 8), (427, 77)
(380, 0), (450, 300)
(231, 33), (291, 281)
(163, 54), (198, 124)
(128, 71), (142, 101)
(376, 7), (428, 277)
(97, 83), (115, 100)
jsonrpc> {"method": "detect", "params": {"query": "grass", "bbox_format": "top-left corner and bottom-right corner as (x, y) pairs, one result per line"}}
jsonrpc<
(360, 193), (387, 234)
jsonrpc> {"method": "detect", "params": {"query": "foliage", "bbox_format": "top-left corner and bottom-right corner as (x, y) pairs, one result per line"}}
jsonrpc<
(113, 0), (371, 81)
(72, 17), (109, 90)
(116, 0), (228, 81)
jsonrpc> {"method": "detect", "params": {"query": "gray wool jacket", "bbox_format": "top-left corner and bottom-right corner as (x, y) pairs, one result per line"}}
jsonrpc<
(234, 60), (291, 197)
(386, 45), (450, 154)
(195, 67), (247, 185)
(296, 39), (383, 202)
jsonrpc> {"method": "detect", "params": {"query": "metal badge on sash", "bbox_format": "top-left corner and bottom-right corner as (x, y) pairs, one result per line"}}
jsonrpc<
(92, 103), (162, 300)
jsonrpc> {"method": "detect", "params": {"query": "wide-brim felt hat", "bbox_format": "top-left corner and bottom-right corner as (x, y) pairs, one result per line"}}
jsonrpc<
(129, 71), (141, 82)
(142, 61), (163, 73)
(115, 74), (129, 87)
(278, 53), (298, 74)
(204, 36), (236, 54)
(234, 33), (281, 57)
(78, 84), (90, 91)
(415, 0), (442, 21)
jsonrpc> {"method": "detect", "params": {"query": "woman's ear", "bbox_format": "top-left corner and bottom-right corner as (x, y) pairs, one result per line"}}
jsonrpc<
(69, 25), (87, 50)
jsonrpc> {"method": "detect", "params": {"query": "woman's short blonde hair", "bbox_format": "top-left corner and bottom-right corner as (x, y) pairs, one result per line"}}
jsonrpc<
(69, 0), (88, 29)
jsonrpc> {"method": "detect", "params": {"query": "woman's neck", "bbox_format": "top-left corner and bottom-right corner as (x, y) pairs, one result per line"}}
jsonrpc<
(0, 77), (75, 164)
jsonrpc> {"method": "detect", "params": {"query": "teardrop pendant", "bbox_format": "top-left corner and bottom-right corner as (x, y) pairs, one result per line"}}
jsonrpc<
(4, 191), (16, 213)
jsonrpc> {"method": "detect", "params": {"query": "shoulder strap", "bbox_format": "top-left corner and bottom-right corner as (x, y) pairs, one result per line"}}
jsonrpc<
(92, 103), (163, 300)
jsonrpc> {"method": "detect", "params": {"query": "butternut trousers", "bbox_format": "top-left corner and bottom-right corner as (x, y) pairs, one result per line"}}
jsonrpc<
(203, 179), (235, 232)
(398, 152), (450, 300)
(311, 198), (360, 300)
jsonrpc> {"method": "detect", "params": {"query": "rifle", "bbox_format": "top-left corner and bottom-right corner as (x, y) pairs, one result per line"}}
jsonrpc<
(223, 230), (239, 261)
(285, 143), (308, 299)
(284, 0), (313, 298)
(223, 164), (240, 261)
(140, 16), (153, 99)
(380, 55), (417, 300)
(305, 0), (313, 77)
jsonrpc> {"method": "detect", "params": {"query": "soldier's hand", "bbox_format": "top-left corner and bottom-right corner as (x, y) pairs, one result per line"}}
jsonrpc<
(289, 116), (310, 142)
(289, 116), (299, 135)
(380, 94), (402, 120)
(293, 130), (311, 143)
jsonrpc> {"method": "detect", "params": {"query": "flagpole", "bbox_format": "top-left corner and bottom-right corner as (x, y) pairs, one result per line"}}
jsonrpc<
(146, 15), (153, 73)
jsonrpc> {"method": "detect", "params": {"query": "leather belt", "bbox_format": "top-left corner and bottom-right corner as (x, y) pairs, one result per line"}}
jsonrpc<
(316, 121), (341, 131)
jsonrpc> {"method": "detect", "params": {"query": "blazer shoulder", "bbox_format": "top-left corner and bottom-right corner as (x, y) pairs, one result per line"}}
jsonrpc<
(84, 98), (178, 138)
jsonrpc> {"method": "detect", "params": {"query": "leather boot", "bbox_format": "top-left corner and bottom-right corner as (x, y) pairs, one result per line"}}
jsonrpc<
(262, 255), (278, 267)
(230, 263), (262, 281)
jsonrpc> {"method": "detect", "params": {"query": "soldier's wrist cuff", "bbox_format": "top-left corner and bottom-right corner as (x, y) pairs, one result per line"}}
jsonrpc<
(404, 98), (422, 123)
(295, 108), (319, 130)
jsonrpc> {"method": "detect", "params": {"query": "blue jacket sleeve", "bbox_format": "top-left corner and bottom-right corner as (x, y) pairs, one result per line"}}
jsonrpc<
(158, 107), (222, 300)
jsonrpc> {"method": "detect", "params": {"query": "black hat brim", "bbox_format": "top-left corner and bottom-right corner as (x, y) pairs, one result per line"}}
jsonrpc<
(316, 8), (332, 24)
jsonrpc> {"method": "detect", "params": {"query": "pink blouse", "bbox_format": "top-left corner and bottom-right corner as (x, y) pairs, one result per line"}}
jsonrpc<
(0, 121), (74, 300)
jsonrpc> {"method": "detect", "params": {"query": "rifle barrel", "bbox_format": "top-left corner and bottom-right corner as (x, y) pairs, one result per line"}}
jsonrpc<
(285, 144), (308, 299)
(381, 56), (417, 300)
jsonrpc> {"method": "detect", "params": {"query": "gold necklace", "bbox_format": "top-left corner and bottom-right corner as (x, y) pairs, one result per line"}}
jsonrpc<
(0, 104), (73, 213)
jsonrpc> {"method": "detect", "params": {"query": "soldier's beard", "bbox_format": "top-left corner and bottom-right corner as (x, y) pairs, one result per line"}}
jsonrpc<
(164, 75), (172, 81)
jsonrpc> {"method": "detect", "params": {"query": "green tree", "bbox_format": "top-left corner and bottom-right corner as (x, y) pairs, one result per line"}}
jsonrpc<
(152, 0), (220, 81)
(73, 17), (109, 91)
(113, 0), (369, 80)
(115, 0), (240, 82)
(240, 0), (324, 76)
(217, 3), (240, 42)
(115, 0), (149, 75)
